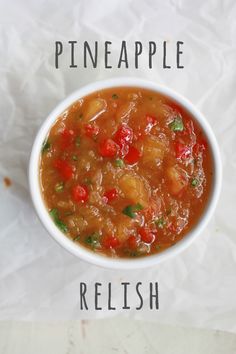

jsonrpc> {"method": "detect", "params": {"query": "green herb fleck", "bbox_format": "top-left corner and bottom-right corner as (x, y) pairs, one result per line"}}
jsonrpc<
(155, 217), (166, 229)
(49, 208), (68, 233)
(42, 140), (51, 153)
(72, 155), (78, 161)
(156, 245), (162, 251)
(122, 203), (143, 219)
(169, 116), (184, 132)
(115, 158), (125, 168)
(124, 248), (140, 257)
(128, 251), (139, 257)
(55, 182), (64, 192)
(79, 113), (83, 119)
(75, 137), (81, 147)
(73, 235), (80, 242)
(191, 178), (199, 187)
(85, 232), (100, 248)
(112, 94), (119, 99)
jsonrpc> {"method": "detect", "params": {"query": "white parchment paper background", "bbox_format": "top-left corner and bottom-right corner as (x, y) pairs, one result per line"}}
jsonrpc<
(0, 0), (235, 332)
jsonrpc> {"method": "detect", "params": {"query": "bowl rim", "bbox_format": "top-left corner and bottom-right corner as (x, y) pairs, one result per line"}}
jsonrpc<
(28, 77), (222, 269)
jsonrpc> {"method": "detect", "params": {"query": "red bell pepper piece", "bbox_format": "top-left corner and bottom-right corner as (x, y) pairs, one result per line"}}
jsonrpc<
(127, 235), (138, 249)
(138, 227), (155, 244)
(124, 146), (141, 164)
(114, 124), (133, 146)
(102, 235), (120, 249)
(99, 138), (118, 158)
(71, 184), (89, 203)
(103, 188), (118, 203)
(53, 159), (73, 181)
(84, 123), (100, 138)
(175, 142), (191, 159)
(60, 128), (75, 150)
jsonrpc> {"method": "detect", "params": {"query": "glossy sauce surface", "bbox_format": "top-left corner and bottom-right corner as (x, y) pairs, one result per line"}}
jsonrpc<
(40, 88), (213, 258)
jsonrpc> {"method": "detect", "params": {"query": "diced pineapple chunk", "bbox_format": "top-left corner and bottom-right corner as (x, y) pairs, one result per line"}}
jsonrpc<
(119, 173), (149, 207)
(91, 169), (103, 187)
(166, 165), (188, 195)
(102, 218), (116, 236)
(142, 136), (166, 167)
(67, 215), (87, 232)
(83, 206), (103, 229)
(84, 98), (107, 121)
(115, 215), (134, 242)
(155, 102), (174, 120)
(116, 101), (136, 122)
(57, 200), (74, 209)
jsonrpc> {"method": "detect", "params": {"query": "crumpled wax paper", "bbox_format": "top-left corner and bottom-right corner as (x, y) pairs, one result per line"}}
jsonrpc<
(0, 0), (236, 332)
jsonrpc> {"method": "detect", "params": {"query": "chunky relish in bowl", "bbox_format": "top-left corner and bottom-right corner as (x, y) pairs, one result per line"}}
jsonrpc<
(40, 87), (213, 258)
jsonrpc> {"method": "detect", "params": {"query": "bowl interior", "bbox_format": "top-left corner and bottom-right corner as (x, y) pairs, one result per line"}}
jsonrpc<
(29, 78), (222, 269)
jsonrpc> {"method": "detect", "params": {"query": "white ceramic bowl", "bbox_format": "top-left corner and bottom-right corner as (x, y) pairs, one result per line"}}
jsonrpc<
(29, 78), (222, 269)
